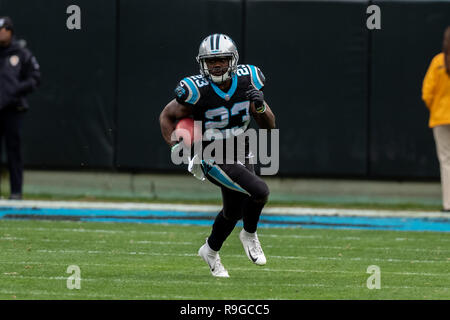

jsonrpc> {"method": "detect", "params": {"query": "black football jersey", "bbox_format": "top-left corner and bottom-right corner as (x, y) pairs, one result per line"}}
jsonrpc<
(174, 64), (265, 162)
(174, 64), (265, 138)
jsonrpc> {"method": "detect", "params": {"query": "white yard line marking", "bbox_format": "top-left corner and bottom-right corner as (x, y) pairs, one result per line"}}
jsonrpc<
(2, 226), (450, 248)
(260, 234), (450, 242)
(0, 289), (200, 300)
(1, 199), (448, 218)
(2, 226), (450, 246)
(1, 261), (448, 280)
(0, 200), (223, 212)
(0, 226), (179, 235)
(0, 261), (138, 268)
(264, 244), (450, 252)
(3, 273), (449, 288)
(0, 238), (192, 245)
(4, 235), (448, 252)
(2, 248), (448, 265)
(1, 274), (327, 288)
(267, 255), (449, 264)
(0, 237), (26, 240)
(263, 207), (449, 218)
(135, 240), (195, 245)
(232, 267), (450, 278)
(262, 234), (323, 239)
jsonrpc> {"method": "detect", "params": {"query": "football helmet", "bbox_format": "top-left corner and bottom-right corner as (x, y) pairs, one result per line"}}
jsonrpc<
(196, 34), (239, 84)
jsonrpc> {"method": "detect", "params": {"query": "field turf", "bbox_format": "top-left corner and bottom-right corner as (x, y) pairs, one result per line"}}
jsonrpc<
(0, 219), (449, 300)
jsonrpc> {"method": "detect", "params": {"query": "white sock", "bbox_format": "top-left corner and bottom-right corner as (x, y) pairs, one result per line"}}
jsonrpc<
(242, 229), (256, 238)
(205, 239), (218, 254)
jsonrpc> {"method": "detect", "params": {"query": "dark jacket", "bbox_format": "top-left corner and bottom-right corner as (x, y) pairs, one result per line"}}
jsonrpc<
(0, 38), (41, 111)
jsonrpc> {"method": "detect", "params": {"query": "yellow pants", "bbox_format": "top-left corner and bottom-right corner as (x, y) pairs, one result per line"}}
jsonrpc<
(433, 125), (450, 210)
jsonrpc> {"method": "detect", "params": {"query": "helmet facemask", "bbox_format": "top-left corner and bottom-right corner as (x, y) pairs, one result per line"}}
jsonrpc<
(199, 55), (237, 84)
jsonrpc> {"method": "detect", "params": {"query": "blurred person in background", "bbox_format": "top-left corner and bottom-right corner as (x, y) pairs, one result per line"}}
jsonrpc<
(422, 26), (450, 212)
(0, 16), (41, 200)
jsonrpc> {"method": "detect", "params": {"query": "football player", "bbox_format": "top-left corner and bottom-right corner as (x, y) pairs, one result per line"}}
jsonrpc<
(159, 34), (276, 277)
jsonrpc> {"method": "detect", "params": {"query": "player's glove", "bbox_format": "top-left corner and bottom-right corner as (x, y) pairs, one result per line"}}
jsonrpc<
(172, 141), (205, 181)
(170, 139), (186, 160)
(171, 142), (182, 154)
(246, 86), (266, 113)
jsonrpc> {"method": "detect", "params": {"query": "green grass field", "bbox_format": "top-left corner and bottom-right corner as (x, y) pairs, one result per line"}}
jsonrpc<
(0, 219), (449, 300)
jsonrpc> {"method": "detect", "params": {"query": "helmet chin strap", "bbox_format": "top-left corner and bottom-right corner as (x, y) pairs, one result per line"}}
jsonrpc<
(210, 72), (231, 84)
(201, 60), (232, 84)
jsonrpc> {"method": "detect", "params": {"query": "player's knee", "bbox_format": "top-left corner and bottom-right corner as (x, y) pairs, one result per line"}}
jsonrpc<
(252, 182), (270, 204)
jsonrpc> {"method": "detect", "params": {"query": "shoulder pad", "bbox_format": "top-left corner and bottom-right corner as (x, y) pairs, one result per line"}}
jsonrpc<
(174, 75), (207, 105)
(246, 65), (265, 90)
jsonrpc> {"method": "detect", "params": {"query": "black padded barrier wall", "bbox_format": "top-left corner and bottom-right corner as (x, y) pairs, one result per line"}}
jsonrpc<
(370, 0), (450, 179)
(116, 0), (244, 171)
(1, 0), (449, 179)
(0, 0), (117, 169)
(245, 0), (370, 176)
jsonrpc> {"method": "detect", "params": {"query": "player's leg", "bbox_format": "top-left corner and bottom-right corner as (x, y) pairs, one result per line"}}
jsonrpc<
(239, 163), (269, 233)
(204, 162), (269, 265)
(433, 125), (450, 210)
(197, 235), (229, 277)
(3, 110), (23, 199)
(209, 162), (269, 231)
(198, 179), (248, 277)
(225, 163), (269, 266)
(206, 187), (247, 251)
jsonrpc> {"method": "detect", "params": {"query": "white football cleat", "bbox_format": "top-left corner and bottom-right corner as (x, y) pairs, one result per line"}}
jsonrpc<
(198, 240), (230, 278)
(239, 229), (267, 266)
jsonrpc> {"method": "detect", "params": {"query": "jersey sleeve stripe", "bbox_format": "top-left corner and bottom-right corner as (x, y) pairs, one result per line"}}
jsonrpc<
(180, 80), (192, 101)
(183, 77), (200, 104)
(248, 65), (264, 90)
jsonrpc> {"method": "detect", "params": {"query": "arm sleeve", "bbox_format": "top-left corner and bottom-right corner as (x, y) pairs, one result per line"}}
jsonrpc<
(174, 78), (200, 106)
(17, 51), (41, 95)
(248, 65), (266, 91)
(422, 55), (438, 109)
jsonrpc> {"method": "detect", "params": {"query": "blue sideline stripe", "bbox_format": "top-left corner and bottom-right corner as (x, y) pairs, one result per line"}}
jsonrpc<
(0, 207), (212, 217)
(0, 207), (449, 232)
